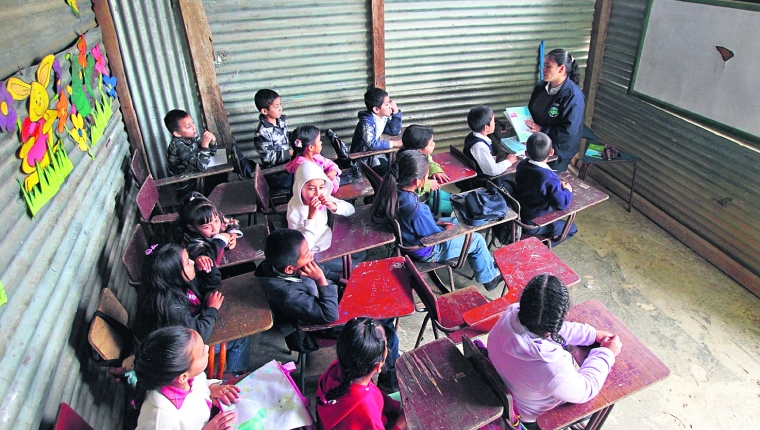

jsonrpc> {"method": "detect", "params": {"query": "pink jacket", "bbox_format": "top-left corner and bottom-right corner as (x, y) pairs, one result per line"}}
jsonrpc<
(285, 155), (341, 194)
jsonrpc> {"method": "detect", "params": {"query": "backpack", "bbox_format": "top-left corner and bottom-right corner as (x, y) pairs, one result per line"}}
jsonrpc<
(451, 185), (509, 227)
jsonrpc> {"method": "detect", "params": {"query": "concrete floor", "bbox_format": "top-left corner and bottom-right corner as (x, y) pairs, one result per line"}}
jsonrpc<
(248, 178), (760, 430)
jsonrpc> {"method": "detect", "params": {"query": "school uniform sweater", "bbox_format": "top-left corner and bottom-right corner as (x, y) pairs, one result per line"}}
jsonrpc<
(513, 159), (572, 223)
(528, 79), (585, 164)
(487, 304), (615, 422)
(397, 189), (442, 260)
(316, 360), (401, 430)
(463, 132), (514, 177)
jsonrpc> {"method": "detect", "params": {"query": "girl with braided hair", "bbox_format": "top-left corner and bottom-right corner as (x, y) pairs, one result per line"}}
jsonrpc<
(487, 274), (622, 429)
(371, 150), (503, 291)
(316, 317), (407, 430)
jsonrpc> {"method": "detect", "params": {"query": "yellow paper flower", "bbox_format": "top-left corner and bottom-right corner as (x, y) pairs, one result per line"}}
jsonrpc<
(68, 113), (89, 152)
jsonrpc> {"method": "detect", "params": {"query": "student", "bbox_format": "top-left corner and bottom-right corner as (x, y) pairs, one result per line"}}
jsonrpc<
(463, 105), (519, 190)
(487, 274), (622, 429)
(174, 192), (239, 265)
(525, 48), (585, 173)
(253, 88), (292, 195)
(317, 317), (407, 430)
(371, 150), (503, 291)
(255, 229), (399, 390)
(164, 109), (218, 194)
(134, 242), (250, 374)
(350, 87), (403, 176)
(284, 125), (341, 193)
(513, 132), (577, 247)
(134, 326), (240, 430)
(399, 124), (452, 216)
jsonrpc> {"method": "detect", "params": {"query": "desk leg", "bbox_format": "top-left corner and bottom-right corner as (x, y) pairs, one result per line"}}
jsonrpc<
(218, 342), (227, 380)
(558, 214), (577, 242)
(207, 348), (215, 379)
(627, 161), (638, 213)
(579, 163), (592, 180)
(343, 255), (352, 280)
(586, 404), (614, 430)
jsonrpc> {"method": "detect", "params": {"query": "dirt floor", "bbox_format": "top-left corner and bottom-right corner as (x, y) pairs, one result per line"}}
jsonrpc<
(248, 178), (760, 430)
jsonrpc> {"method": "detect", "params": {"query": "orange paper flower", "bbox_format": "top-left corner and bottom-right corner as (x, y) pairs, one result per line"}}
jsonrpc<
(56, 91), (69, 134)
(77, 36), (87, 68)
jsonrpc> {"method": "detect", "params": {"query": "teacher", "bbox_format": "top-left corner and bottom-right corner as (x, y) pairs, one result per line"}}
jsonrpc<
(525, 48), (585, 173)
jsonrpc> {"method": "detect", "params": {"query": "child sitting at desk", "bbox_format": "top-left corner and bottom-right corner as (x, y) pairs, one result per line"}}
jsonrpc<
(350, 86), (403, 176)
(284, 125), (341, 193)
(400, 124), (452, 217)
(513, 132), (577, 247)
(463, 105), (518, 191)
(371, 150), (503, 292)
(173, 192), (239, 265)
(317, 317), (407, 430)
(487, 274), (622, 430)
(164, 109), (218, 194)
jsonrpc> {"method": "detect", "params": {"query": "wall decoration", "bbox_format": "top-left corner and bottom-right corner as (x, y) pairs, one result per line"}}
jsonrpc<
(0, 280), (6, 308)
(18, 137), (74, 217)
(90, 76), (115, 147)
(66, 0), (80, 17)
(0, 85), (17, 134)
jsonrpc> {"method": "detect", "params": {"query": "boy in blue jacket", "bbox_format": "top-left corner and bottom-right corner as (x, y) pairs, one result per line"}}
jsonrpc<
(513, 132), (577, 246)
(350, 87), (403, 176)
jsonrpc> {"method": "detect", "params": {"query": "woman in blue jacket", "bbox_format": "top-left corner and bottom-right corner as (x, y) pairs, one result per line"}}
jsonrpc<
(525, 48), (586, 173)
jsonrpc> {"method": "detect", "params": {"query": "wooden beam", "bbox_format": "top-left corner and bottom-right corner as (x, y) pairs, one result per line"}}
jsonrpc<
(177, 0), (233, 149)
(371, 0), (385, 89)
(583, 0), (614, 128)
(92, 0), (145, 159)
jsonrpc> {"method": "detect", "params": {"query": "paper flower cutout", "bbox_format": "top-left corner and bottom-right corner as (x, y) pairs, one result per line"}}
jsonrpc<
(56, 91), (69, 134)
(68, 112), (89, 152)
(0, 84), (17, 133)
(52, 58), (64, 94)
(92, 44), (107, 76)
(103, 74), (117, 98)
(77, 36), (87, 68)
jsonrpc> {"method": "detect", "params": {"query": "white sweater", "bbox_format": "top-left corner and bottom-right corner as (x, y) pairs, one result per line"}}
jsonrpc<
(136, 372), (220, 430)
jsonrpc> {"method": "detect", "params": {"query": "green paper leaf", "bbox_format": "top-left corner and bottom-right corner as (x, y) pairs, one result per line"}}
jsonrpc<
(0, 281), (7, 307)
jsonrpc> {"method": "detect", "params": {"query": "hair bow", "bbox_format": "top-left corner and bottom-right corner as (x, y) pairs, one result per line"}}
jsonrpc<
(145, 244), (158, 255)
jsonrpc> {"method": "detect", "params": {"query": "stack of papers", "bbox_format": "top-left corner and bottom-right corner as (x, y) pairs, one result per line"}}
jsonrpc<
(501, 137), (526, 156)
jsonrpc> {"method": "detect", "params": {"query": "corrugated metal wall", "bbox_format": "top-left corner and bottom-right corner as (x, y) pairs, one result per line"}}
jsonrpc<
(109, 0), (204, 179)
(591, 0), (760, 285)
(0, 8), (137, 430)
(384, 0), (595, 149)
(203, 0), (371, 159)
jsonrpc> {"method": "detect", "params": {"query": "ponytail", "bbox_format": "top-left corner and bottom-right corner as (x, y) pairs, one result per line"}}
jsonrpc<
(290, 125), (320, 157)
(371, 150), (428, 222)
(546, 48), (580, 86)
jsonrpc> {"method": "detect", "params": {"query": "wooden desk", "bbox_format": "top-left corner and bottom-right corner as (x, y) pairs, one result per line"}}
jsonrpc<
(333, 175), (374, 201)
(207, 273), (273, 346)
(314, 205), (395, 278)
(531, 173), (609, 241)
(348, 147), (398, 161)
(302, 257), (416, 330)
(493, 236), (580, 295)
(154, 149), (234, 187)
(431, 152), (477, 185)
(397, 338), (504, 430)
(537, 300), (670, 430)
(218, 225), (268, 268)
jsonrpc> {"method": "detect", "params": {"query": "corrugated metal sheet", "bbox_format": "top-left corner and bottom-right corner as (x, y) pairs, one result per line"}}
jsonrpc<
(591, 0), (760, 281)
(0, 22), (137, 430)
(384, 0), (596, 149)
(203, 0), (371, 159)
(109, 0), (204, 178)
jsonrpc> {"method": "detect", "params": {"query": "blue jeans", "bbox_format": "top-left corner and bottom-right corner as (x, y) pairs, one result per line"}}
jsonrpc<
(213, 336), (250, 374)
(420, 231), (499, 284)
(526, 220), (578, 247)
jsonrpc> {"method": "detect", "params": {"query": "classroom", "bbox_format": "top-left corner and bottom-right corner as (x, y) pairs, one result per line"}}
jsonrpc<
(0, 0), (758, 429)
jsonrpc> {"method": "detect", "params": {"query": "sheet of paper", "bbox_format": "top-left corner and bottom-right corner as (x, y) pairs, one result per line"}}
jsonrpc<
(504, 106), (535, 143)
(501, 136), (526, 156)
(208, 148), (228, 167)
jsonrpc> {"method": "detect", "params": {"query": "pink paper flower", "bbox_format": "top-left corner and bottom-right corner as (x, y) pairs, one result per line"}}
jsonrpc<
(0, 84), (17, 133)
(92, 44), (108, 76)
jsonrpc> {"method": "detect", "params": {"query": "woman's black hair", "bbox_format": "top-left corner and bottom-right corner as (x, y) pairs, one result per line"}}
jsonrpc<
(371, 150), (429, 222)
(290, 125), (321, 156)
(134, 326), (195, 407)
(401, 124), (434, 151)
(517, 273), (570, 345)
(546, 48), (580, 85)
(173, 191), (220, 256)
(324, 317), (387, 401)
(134, 243), (190, 340)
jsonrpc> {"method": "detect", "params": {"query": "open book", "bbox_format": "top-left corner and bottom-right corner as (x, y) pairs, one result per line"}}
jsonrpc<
(504, 106), (535, 143)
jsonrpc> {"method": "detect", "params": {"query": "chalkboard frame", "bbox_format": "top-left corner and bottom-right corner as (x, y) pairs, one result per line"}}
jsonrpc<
(629, 0), (760, 145)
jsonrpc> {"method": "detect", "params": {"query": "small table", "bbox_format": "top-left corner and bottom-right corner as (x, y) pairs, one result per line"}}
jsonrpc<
(218, 224), (268, 268)
(537, 300), (670, 430)
(431, 152), (477, 186)
(315, 205), (395, 279)
(531, 173), (609, 242)
(397, 338), (504, 430)
(579, 151), (640, 213)
(302, 256), (416, 330)
(493, 236), (580, 296)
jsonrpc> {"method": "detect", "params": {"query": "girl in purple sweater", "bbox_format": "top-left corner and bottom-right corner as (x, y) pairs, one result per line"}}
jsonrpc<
(487, 274), (622, 429)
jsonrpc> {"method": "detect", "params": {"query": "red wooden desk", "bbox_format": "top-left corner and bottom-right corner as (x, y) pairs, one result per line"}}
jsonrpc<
(218, 224), (268, 268)
(537, 300), (670, 430)
(333, 175), (374, 201)
(302, 256), (416, 330)
(397, 338), (504, 430)
(493, 236), (580, 294)
(431, 152), (477, 185)
(531, 173), (609, 242)
(315, 205), (395, 278)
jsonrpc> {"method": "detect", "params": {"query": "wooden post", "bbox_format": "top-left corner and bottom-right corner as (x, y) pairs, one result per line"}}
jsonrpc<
(92, 0), (146, 160)
(583, 0), (614, 128)
(371, 0), (385, 89)
(177, 0), (234, 148)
